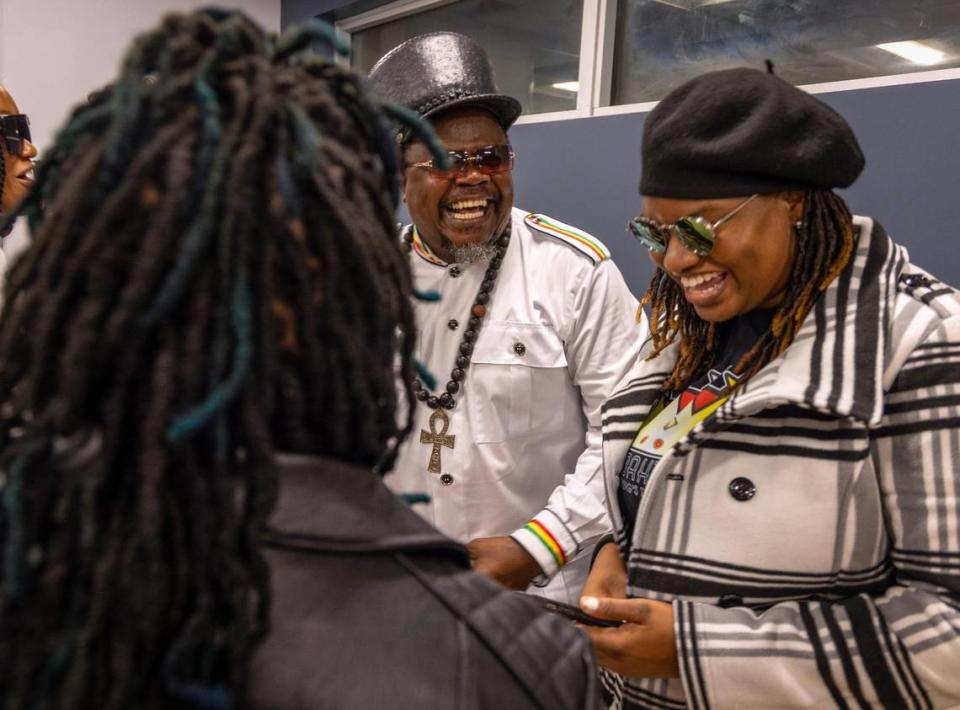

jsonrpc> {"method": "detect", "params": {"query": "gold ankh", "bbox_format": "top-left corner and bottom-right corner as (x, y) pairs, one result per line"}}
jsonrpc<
(420, 408), (455, 474)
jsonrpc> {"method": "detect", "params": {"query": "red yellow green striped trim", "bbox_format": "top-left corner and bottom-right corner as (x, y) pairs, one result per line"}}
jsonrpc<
(410, 227), (447, 267)
(524, 520), (567, 567)
(525, 214), (610, 263)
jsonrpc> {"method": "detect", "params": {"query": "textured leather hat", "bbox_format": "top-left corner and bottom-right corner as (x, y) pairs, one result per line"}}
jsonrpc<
(640, 68), (865, 199)
(369, 32), (522, 142)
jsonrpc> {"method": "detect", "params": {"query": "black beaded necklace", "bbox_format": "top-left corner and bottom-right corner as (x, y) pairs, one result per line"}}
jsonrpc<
(404, 223), (511, 474)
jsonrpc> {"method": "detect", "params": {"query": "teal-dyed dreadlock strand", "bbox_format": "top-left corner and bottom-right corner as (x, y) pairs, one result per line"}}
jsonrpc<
(288, 104), (322, 171)
(412, 288), (441, 302)
(139, 67), (224, 328)
(274, 18), (350, 61)
(167, 269), (253, 443)
(98, 65), (147, 199)
(414, 360), (437, 391)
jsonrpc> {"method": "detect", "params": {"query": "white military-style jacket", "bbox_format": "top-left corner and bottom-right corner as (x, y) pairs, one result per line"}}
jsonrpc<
(600, 218), (960, 708)
(388, 207), (645, 602)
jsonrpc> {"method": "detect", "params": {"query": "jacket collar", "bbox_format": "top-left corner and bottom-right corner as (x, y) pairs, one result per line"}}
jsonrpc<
(721, 217), (903, 426)
(404, 224), (448, 267)
(265, 453), (468, 561)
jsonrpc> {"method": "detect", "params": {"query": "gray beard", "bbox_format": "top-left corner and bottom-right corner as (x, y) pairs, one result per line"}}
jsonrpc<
(444, 240), (498, 265)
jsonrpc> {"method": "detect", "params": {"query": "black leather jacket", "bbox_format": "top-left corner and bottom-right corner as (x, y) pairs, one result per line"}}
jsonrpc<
(247, 454), (601, 710)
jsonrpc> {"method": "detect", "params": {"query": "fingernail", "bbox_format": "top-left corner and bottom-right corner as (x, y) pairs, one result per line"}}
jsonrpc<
(581, 596), (599, 611)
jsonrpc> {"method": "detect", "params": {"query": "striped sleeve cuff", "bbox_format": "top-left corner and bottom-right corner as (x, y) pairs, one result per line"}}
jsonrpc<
(510, 513), (577, 578)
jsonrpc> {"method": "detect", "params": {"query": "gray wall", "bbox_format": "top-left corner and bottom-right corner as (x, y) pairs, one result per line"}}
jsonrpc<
(283, 0), (960, 295)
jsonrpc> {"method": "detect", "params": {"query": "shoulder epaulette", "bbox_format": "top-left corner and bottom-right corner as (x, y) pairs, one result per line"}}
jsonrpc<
(524, 213), (610, 265)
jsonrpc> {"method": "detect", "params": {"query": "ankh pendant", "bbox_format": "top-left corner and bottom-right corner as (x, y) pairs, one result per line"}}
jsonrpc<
(420, 408), (455, 474)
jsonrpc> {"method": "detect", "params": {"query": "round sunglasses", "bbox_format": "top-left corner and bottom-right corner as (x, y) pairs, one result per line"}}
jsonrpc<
(627, 194), (759, 257)
(407, 144), (514, 180)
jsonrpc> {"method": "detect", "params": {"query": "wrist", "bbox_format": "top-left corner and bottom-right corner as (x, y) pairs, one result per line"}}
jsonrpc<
(511, 518), (569, 578)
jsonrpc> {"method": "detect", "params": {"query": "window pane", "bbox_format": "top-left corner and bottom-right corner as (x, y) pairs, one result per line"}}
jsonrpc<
(351, 0), (584, 115)
(612, 0), (960, 105)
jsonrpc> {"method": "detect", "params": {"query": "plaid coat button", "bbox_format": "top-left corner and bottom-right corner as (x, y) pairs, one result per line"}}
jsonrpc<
(728, 477), (756, 501)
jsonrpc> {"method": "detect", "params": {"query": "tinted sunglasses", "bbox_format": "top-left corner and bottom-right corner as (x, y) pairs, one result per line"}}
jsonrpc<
(0, 114), (31, 156)
(408, 144), (514, 179)
(627, 194), (759, 257)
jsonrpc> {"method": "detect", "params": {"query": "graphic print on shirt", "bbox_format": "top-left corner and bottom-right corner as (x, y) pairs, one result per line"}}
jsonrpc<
(620, 367), (741, 503)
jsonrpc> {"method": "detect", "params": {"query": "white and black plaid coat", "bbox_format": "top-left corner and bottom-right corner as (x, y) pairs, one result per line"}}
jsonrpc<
(599, 217), (960, 709)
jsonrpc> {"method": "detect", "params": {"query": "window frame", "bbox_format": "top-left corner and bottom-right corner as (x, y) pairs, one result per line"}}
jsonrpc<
(337, 0), (960, 123)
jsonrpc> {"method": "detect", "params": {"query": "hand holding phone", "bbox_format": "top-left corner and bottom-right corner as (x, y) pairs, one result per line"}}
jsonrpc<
(522, 594), (624, 628)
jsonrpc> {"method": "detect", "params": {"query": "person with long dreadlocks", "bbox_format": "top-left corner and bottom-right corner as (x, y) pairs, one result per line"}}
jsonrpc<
(577, 68), (960, 708)
(0, 10), (601, 710)
(0, 84), (37, 296)
(369, 33), (646, 606)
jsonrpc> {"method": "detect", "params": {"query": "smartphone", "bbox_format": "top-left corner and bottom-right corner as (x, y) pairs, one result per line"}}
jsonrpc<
(522, 594), (624, 628)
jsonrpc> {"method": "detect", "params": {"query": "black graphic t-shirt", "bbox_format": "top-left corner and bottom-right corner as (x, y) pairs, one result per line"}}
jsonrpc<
(617, 309), (774, 546)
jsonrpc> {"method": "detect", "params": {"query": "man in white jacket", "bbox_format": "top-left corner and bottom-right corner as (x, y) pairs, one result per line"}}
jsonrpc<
(369, 32), (647, 602)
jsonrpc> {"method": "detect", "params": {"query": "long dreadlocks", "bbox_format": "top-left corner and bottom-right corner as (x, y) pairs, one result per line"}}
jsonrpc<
(0, 10), (444, 709)
(641, 190), (855, 392)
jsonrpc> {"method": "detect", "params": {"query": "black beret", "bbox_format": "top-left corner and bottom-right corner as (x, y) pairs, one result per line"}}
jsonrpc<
(640, 68), (865, 199)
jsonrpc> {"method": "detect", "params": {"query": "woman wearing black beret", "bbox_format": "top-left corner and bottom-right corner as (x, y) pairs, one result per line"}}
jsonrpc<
(579, 68), (960, 708)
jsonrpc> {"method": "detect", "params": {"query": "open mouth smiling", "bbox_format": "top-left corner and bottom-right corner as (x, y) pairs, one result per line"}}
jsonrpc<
(444, 197), (493, 222)
(679, 271), (728, 306)
(15, 166), (35, 186)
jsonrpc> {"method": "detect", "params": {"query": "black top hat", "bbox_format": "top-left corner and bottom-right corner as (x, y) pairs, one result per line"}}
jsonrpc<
(369, 32), (522, 142)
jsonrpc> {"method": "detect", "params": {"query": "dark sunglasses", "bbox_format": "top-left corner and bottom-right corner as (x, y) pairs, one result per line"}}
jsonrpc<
(0, 114), (31, 156)
(627, 194), (759, 257)
(407, 144), (514, 179)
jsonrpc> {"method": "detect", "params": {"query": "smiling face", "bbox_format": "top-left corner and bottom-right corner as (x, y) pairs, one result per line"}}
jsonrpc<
(402, 107), (514, 263)
(0, 86), (38, 214)
(643, 193), (802, 323)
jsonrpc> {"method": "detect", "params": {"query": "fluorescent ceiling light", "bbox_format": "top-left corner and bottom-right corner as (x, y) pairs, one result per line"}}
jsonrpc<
(552, 81), (580, 92)
(649, 0), (736, 8)
(876, 41), (946, 66)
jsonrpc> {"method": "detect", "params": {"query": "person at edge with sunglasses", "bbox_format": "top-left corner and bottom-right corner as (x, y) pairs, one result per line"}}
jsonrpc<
(0, 84), (38, 300)
(369, 33), (647, 606)
(577, 67), (960, 708)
